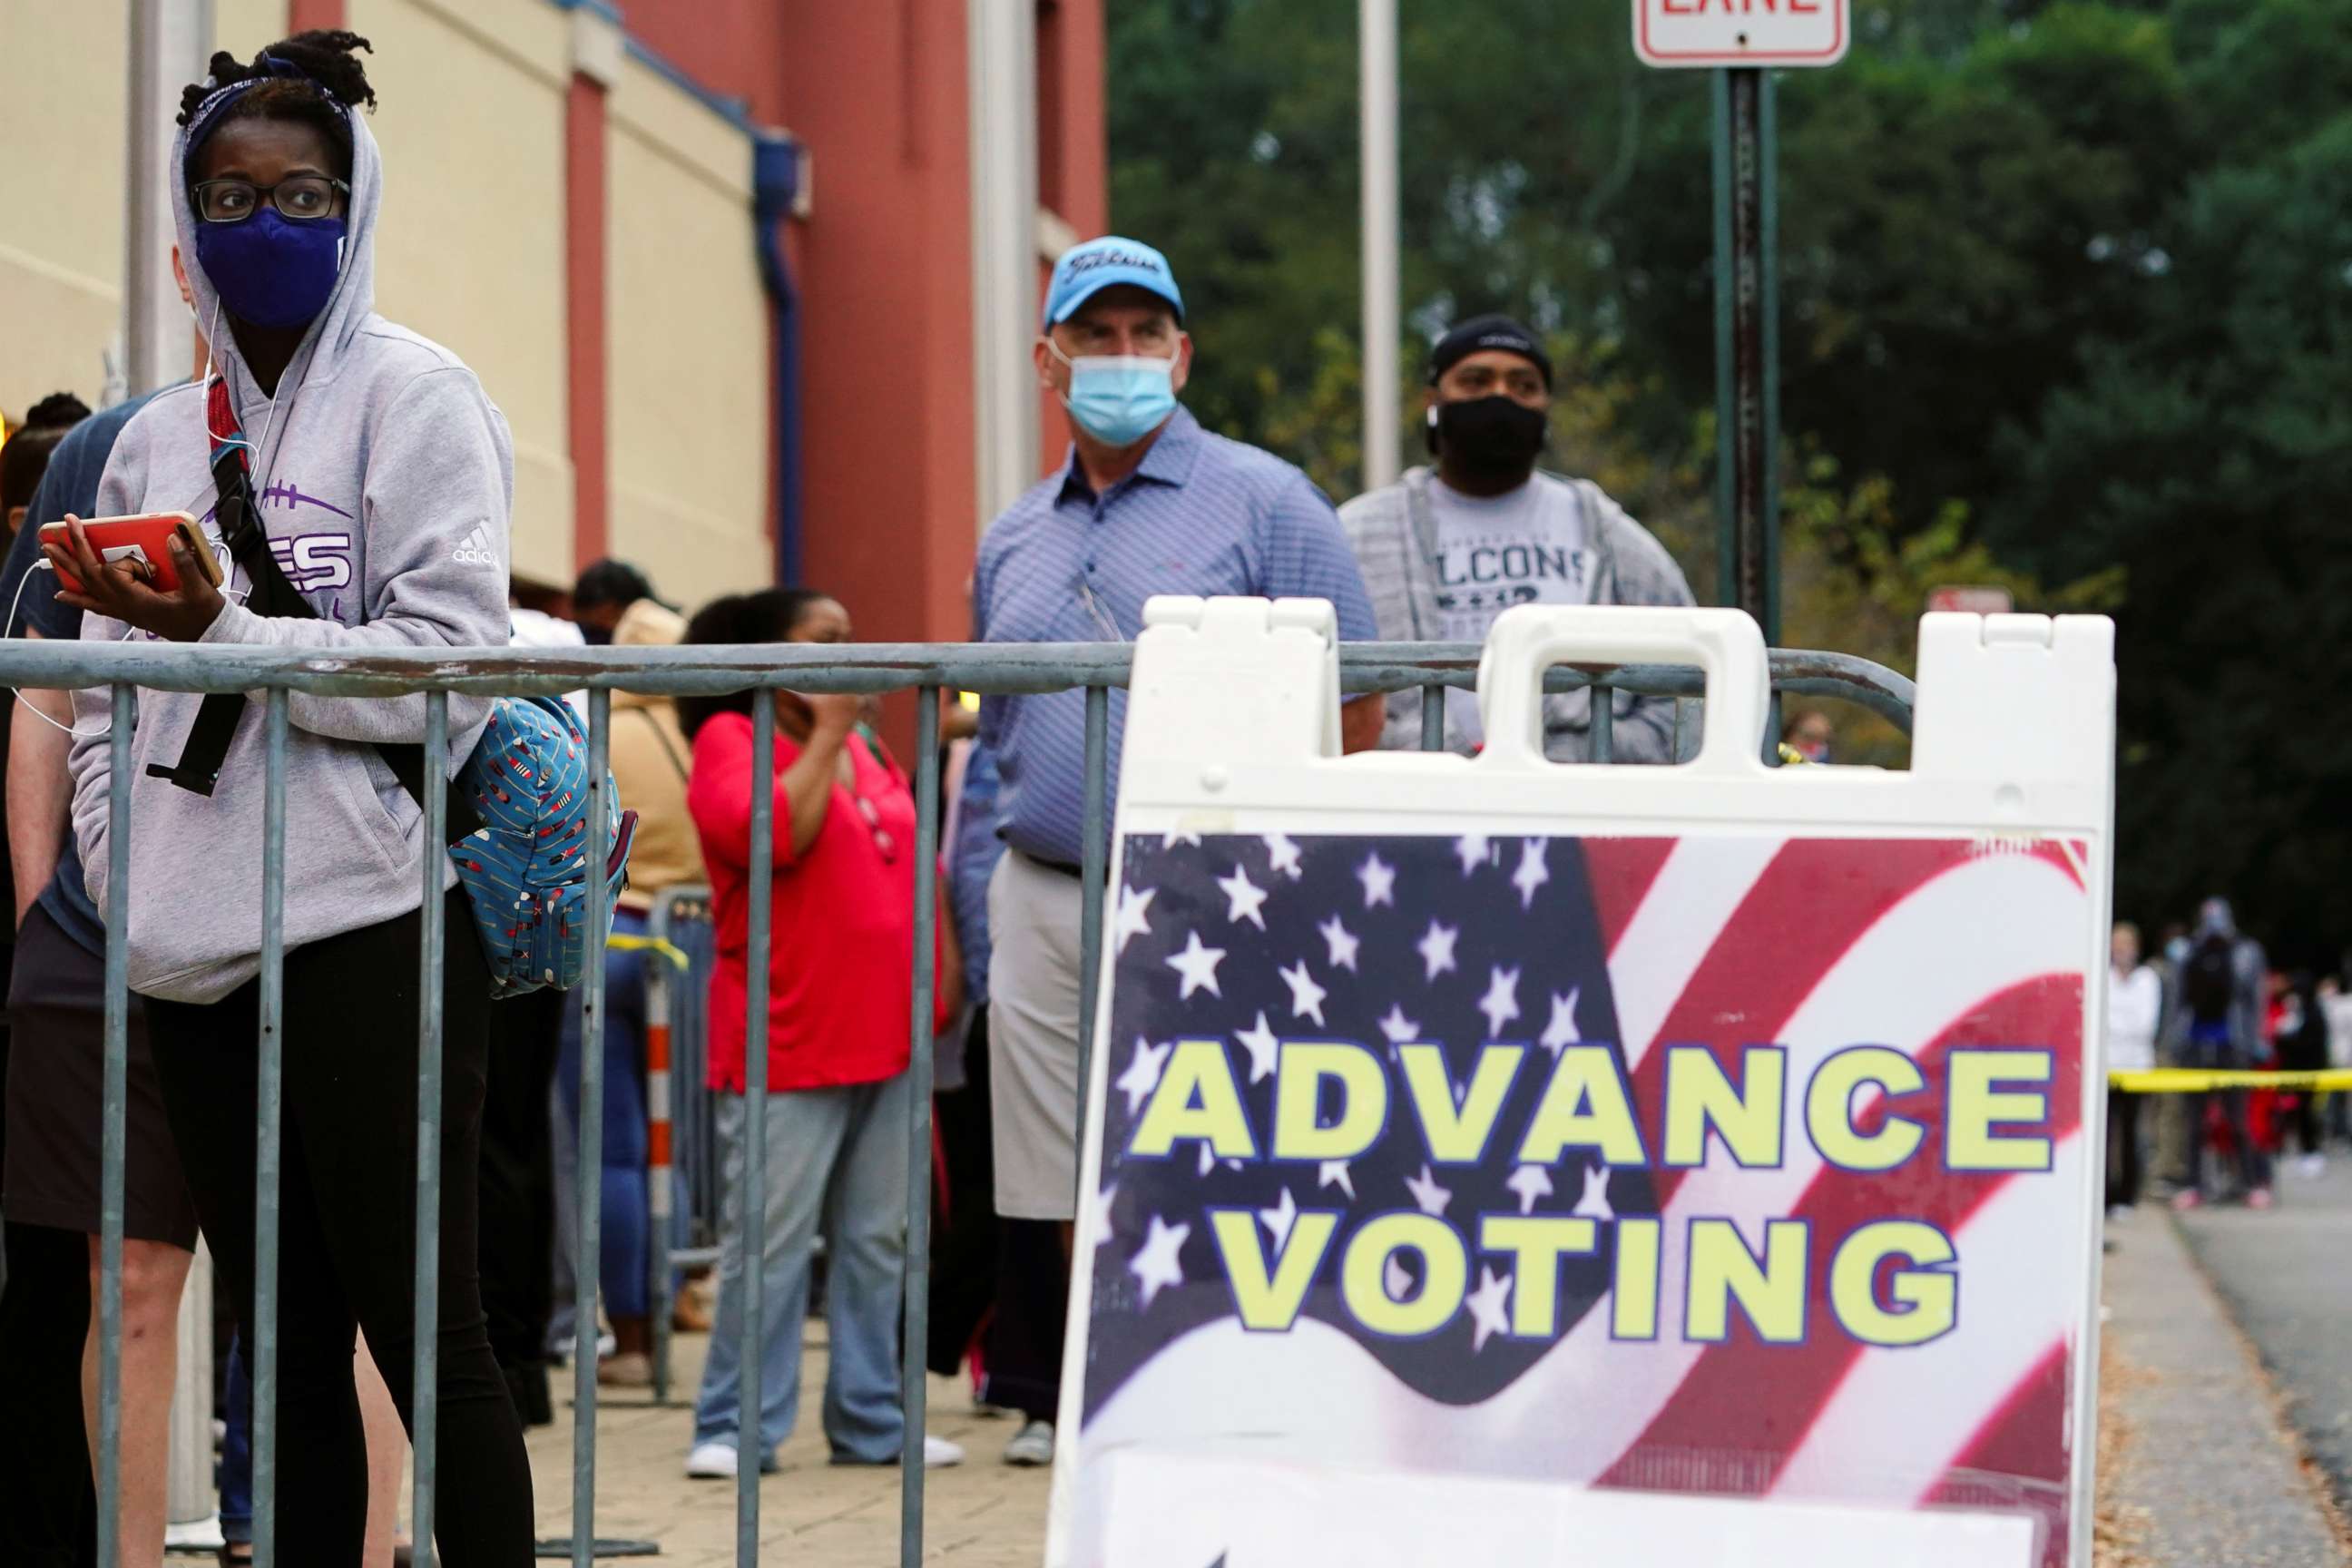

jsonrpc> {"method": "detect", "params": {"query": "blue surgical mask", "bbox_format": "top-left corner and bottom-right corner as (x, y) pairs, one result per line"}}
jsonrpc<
(1052, 344), (1178, 446)
(194, 210), (346, 331)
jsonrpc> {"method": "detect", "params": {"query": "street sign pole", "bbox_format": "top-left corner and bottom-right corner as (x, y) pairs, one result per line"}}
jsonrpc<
(1711, 65), (1779, 646)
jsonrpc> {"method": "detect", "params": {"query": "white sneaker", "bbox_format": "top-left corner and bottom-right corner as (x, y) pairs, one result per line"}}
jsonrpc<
(685, 1441), (739, 1480)
(1003, 1418), (1054, 1466)
(924, 1434), (966, 1468)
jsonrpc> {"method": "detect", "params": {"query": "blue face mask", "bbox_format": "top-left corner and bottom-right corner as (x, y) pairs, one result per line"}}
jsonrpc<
(194, 209), (347, 331)
(1054, 346), (1178, 446)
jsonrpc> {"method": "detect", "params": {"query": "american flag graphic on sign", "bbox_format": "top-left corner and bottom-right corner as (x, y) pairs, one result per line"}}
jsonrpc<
(1072, 829), (2092, 1567)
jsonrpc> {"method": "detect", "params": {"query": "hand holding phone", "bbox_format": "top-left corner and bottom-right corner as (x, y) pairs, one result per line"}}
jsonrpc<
(40, 514), (229, 643)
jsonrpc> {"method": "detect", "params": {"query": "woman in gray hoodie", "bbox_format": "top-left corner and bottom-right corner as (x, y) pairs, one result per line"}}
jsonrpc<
(44, 31), (532, 1563)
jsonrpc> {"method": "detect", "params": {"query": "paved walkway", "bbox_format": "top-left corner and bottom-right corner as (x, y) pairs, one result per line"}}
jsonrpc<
(2101, 1196), (2349, 1566)
(527, 1328), (1050, 1566)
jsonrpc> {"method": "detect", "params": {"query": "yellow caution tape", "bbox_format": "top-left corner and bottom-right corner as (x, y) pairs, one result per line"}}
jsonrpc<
(605, 933), (691, 970)
(2109, 1067), (2352, 1093)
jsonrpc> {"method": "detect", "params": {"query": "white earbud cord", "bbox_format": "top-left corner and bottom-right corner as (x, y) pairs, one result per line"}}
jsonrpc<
(7, 292), (255, 740)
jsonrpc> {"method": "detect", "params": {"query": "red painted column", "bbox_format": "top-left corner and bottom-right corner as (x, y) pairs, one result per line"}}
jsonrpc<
(564, 74), (610, 573)
(287, 0), (345, 32)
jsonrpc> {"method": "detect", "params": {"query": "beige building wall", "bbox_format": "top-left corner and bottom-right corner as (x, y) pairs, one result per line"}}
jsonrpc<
(606, 55), (771, 613)
(1, 0), (770, 608)
(0, 0), (279, 416)
(349, 0), (575, 588)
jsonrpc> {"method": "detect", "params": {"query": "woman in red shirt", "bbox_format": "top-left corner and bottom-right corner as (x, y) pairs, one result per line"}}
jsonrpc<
(675, 589), (963, 1476)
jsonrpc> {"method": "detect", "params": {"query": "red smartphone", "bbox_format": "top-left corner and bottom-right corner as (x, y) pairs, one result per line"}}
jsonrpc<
(39, 513), (223, 594)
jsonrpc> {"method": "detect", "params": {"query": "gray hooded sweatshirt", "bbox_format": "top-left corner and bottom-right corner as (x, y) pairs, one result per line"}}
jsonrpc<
(69, 103), (512, 1004)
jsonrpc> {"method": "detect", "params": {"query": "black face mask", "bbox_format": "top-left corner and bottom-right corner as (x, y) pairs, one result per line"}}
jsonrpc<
(1428, 395), (1547, 485)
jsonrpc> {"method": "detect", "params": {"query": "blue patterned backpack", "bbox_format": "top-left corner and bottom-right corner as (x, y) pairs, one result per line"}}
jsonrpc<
(451, 696), (638, 998)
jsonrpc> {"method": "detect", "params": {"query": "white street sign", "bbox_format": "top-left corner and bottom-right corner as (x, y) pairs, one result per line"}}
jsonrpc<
(1633, 0), (1850, 69)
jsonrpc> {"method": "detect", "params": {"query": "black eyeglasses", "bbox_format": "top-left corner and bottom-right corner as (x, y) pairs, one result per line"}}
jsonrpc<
(191, 175), (350, 224)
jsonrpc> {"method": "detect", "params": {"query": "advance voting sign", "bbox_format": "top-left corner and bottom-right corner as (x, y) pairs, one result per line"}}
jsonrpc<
(1047, 600), (2115, 1568)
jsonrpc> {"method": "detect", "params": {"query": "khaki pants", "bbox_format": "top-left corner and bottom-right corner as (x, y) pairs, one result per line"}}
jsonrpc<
(986, 851), (1085, 1221)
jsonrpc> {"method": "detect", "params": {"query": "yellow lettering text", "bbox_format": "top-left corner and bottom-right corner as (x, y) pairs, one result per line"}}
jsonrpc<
(1685, 1219), (1808, 1343)
(1516, 1046), (1648, 1166)
(1129, 1040), (1257, 1160)
(1402, 1044), (1524, 1163)
(1828, 1220), (1956, 1348)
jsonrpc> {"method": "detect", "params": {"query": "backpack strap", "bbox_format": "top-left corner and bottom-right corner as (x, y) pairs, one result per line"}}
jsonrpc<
(633, 704), (691, 784)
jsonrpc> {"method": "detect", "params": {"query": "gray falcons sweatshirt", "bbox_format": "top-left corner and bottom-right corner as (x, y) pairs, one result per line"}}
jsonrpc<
(70, 105), (513, 1004)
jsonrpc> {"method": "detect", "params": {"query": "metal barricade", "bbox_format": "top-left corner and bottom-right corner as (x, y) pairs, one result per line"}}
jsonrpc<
(17, 637), (1914, 1568)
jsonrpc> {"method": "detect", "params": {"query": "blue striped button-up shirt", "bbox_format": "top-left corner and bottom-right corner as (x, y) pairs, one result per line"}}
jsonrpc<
(972, 406), (1378, 867)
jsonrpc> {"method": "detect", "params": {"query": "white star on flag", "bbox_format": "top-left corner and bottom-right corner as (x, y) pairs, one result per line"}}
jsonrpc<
(1279, 959), (1328, 1025)
(1505, 1164), (1553, 1215)
(1085, 1181), (1117, 1246)
(1130, 1214), (1191, 1308)
(1479, 965), (1522, 1039)
(1455, 834), (1493, 875)
(1318, 1160), (1355, 1200)
(1258, 1186), (1298, 1250)
(1540, 988), (1582, 1059)
(1197, 1142), (1217, 1177)
(1112, 883), (1156, 956)
(1263, 833), (1304, 879)
(1161, 825), (1203, 849)
(1404, 1162), (1453, 1217)
(1465, 1266), (1513, 1353)
(1512, 838), (1551, 909)
(1385, 1255), (1415, 1301)
(1417, 921), (1458, 982)
(1573, 1163), (1615, 1221)
(1165, 931), (1226, 999)
(1235, 1011), (1280, 1083)
(1377, 1003), (1420, 1046)
(1216, 865), (1270, 929)
(1357, 851), (1396, 908)
(1116, 1037), (1172, 1115)
(1318, 914), (1360, 972)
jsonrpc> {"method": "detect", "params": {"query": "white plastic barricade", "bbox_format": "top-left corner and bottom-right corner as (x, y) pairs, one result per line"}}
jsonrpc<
(1047, 598), (2114, 1568)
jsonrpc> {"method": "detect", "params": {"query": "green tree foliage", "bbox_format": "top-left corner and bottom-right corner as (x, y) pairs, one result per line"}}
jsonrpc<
(1106, 0), (2352, 956)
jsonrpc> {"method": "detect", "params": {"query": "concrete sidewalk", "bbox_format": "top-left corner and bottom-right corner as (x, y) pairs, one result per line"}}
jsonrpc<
(2099, 1204), (2348, 1566)
(525, 1328), (1051, 1565)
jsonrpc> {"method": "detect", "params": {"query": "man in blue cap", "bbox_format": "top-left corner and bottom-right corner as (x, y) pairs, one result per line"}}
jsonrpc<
(965, 236), (1382, 1461)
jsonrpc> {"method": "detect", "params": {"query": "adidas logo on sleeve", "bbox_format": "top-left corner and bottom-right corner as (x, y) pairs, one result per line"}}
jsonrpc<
(452, 524), (500, 567)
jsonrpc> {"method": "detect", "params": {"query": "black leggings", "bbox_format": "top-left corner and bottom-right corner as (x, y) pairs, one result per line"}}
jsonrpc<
(146, 892), (532, 1566)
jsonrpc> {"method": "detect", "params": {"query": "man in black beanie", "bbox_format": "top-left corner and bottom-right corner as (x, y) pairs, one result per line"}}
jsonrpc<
(1338, 313), (1695, 760)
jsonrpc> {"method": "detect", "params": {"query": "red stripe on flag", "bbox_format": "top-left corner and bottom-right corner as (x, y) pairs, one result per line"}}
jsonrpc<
(1580, 837), (1677, 955)
(1597, 974), (2083, 1493)
(1628, 839), (1982, 1207)
(1926, 1340), (2073, 1568)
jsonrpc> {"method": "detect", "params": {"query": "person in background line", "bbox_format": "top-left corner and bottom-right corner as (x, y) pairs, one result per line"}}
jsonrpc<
(2171, 898), (2272, 1210)
(2147, 920), (2193, 1199)
(2104, 922), (2161, 1219)
(2319, 971), (2352, 1144)
(2, 394), (93, 542)
(1783, 709), (1834, 764)
(1339, 313), (1695, 760)
(50, 32), (533, 1560)
(2275, 971), (2328, 1180)
(3, 377), (190, 1568)
(972, 234), (1383, 1263)
(0, 387), (119, 1568)
(561, 571), (705, 1387)
(676, 588), (965, 1480)
(570, 558), (660, 645)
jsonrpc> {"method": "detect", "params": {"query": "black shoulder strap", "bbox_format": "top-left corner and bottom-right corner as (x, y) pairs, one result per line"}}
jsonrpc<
(150, 446), (480, 843)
